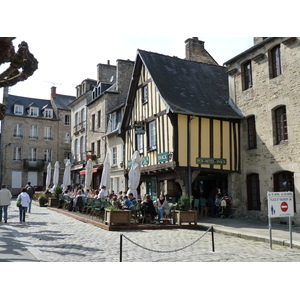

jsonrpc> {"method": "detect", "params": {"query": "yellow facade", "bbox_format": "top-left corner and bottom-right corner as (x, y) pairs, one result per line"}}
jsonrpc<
(125, 65), (240, 173)
(177, 114), (239, 171)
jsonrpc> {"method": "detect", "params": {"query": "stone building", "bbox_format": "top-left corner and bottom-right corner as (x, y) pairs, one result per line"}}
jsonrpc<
(82, 59), (134, 192)
(224, 37), (300, 224)
(0, 87), (75, 195)
(69, 78), (97, 185)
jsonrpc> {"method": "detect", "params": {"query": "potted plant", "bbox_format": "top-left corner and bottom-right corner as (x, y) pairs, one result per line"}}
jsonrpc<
(49, 186), (62, 207)
(38, 194), (48, 207)
(175, 195), (197, 225)
(105, 207), (131, 226)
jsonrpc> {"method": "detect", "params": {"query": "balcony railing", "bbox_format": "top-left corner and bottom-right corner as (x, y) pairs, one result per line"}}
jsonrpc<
(23, 159), (45, 171)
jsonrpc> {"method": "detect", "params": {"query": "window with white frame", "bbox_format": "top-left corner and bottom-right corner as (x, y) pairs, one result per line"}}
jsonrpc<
(30, 125), (38, 139)
(148, 121), (157, 150)
(44, 149), (52, 162)
(29, 107), (39, 117)
(44, 126), (52, 140)
(13, 147), (22, 161)
(80, 136), (85, 158)
(77, 137), (81, 161)
(112, 147), (117, 165)
(136, 134), (144, 153)
(13, 123), (23, 137)
(65, 132), (71, 143)
(14, 105), (23, 115)
(43, 109), (53, 118)
(111, 112), (117, 131)
(29, 148), (37, 161)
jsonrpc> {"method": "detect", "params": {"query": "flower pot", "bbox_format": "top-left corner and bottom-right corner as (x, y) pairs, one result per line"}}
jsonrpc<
(175, 210), (197, 225)
(105, 209), (131, 226)
(39, 198), (46, 207)
(49, 197), (59, 207)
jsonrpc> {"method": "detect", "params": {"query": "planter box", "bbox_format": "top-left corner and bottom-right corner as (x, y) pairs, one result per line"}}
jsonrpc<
(175, 210), (197, 225)
(105, 209), (131, 226)
(48, 197), (59, 207)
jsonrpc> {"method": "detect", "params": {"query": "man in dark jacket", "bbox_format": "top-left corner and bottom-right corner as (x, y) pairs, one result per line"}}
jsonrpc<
(25, 182), (35, 213)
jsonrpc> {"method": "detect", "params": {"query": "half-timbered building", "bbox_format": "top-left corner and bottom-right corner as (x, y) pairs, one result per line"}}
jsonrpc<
(121, 38), (243, 202)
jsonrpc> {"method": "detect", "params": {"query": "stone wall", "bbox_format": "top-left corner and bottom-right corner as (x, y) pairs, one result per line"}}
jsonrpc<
(225, 37), (300, 224)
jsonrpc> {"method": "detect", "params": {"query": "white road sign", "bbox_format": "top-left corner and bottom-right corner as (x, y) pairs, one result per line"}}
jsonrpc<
(267, 191), (294, 218)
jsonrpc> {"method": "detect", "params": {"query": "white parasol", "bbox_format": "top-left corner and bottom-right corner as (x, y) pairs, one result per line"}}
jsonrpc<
(84, 158), (93, 192)
(127, 151), (141, 199)
(52, 161), (60, 191)
(100, 152), (110, 190)
(62, 159), (71, 192)
(45, 162), (52, 188)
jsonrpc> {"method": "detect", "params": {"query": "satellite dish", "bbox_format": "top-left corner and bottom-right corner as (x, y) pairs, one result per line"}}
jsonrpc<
(110, 75), (114, 82)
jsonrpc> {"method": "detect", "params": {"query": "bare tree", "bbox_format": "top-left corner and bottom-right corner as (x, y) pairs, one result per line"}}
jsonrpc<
(0, 37), (38, 119)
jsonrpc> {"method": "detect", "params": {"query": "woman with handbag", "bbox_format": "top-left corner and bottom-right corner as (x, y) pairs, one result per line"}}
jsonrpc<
(16, 187), (31, 224)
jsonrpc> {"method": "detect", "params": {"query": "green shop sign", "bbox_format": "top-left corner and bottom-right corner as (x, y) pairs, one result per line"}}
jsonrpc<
(127, 156), (149, 168)
(196, 157), (227, 165)
(157, 152), (169, 163)
(142, 156), (149, 165)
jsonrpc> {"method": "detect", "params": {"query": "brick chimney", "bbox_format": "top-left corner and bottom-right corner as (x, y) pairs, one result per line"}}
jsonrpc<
(185, 37), (218, 65)
(51, 86), (56, 98)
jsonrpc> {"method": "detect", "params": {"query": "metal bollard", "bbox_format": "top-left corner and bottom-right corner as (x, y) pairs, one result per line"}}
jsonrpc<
(120, 234), (123, 262)
(211, 226), (215, 252)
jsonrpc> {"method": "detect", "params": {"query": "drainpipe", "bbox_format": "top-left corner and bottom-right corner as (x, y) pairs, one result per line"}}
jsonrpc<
(187, 115), (194, 199)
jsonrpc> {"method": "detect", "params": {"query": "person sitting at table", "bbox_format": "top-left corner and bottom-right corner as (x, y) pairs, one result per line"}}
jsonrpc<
(128, 192), (137, 205)
(156, 194), (170, 223)
(142, 194), (157, 222)
(73, 189), (84, 212)
(99, 185), (108, 199)
(94, 190), (99, 199)
(117, 191), (123, 201)
(111, 196), (121, 209)
(122, 195), (133, 210)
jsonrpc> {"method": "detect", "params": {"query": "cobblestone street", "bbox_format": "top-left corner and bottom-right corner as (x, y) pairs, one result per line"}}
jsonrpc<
(1, 201), (300, 262)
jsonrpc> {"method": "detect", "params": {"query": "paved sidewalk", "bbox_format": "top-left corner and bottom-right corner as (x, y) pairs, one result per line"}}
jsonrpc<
(1, 199), (300, 262)
(198, 216), (300, 249)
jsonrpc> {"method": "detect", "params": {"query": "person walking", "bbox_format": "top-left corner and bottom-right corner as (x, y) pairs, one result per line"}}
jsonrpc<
(0, 184), (12, 223)
(17, 187), (31, 223)
(25, 182), (35, 213)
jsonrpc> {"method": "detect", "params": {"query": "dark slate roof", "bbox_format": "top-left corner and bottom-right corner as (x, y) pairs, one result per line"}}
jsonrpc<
(52, 94), (76, 110)
(5, 94), (54, 117)
(138, 50), (243, 119)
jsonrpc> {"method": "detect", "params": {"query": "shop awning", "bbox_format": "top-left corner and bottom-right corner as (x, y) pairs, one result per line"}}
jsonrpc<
(80, 166), (102, 175)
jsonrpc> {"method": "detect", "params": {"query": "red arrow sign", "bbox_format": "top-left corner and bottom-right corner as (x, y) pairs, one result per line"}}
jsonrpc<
(281, 201), (288, 212)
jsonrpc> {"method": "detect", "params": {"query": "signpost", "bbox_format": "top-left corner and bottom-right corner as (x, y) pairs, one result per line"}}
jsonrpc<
(267, 191), (294, 249)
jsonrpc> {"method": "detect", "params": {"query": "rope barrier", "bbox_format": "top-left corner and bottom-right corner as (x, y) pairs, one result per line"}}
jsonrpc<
(120, 226), (214, 261)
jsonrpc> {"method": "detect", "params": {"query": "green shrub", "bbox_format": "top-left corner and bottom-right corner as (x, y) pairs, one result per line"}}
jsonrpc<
(177, 195), (193, 211)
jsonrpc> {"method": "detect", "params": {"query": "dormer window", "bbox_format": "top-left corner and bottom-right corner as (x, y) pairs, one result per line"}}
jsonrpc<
(14, 105), (23, 115)
(43, 108), (53, 118)
(29, 107), (39, 117)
